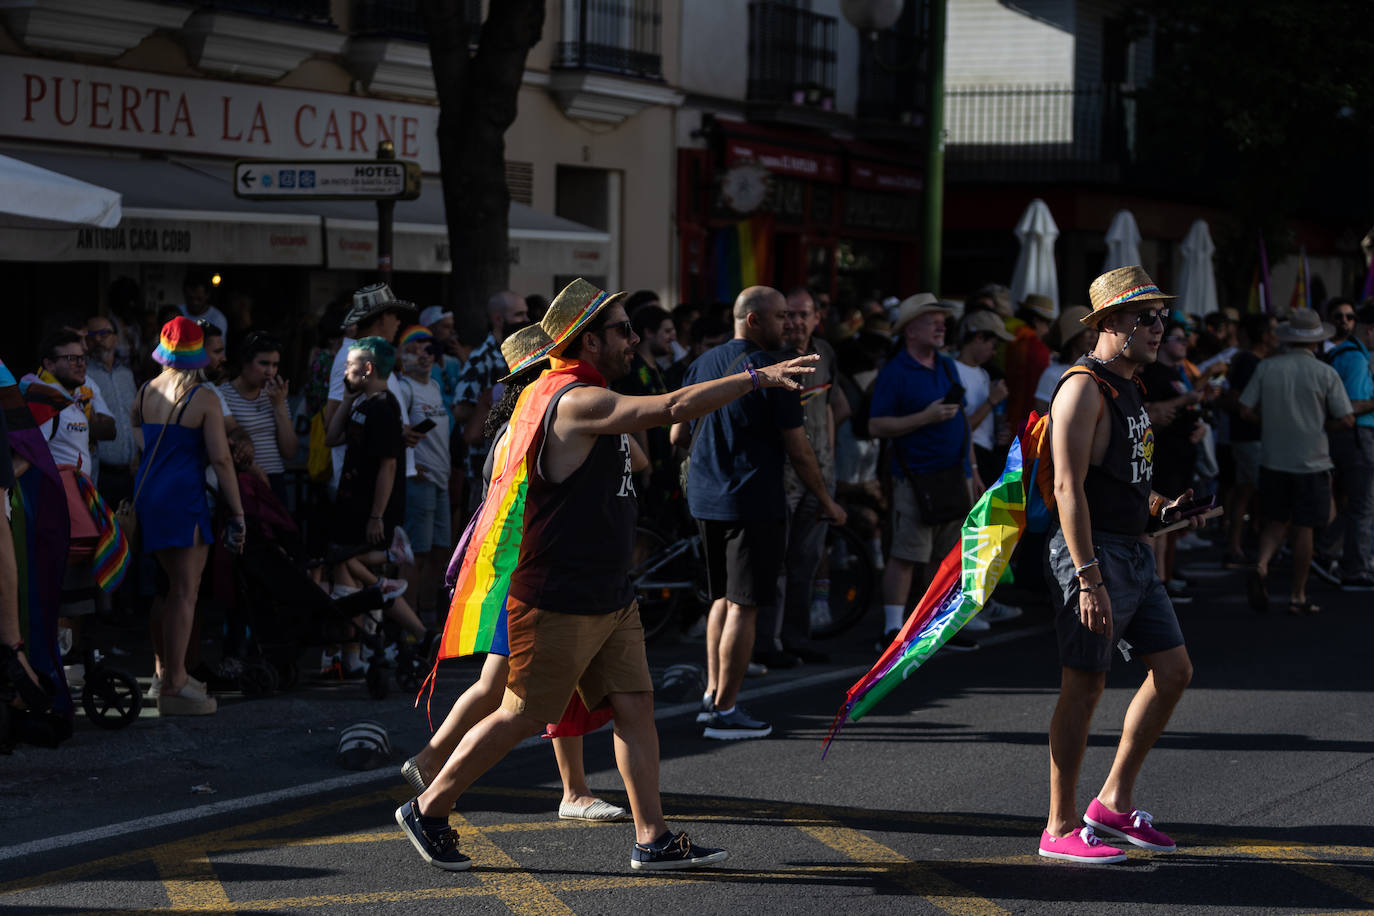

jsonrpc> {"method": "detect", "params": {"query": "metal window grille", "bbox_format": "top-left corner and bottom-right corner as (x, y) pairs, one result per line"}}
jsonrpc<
(505, 160), (534, 206)
(555, 0), (664, 81)
(352, 0), (482, 41)
(747, 1), (838, 103)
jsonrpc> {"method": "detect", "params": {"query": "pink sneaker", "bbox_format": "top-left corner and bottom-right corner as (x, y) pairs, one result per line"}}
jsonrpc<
(1084, 799), (1176, 852)
(1038, 826), (1127, 864)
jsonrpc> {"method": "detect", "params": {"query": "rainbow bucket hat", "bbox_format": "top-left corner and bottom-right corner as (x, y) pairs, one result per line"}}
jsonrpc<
(153, 316), (210, 369)
(399, 324), (434, 346)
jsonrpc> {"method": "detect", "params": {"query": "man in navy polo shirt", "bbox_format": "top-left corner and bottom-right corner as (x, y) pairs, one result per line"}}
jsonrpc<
(673, 286), (846, 740)
(869, 294), (981, 650)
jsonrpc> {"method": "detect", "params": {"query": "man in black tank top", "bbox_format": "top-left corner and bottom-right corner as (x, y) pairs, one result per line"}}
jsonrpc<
(1037, 267), (1209, 866)
(397, 280), (820, 873)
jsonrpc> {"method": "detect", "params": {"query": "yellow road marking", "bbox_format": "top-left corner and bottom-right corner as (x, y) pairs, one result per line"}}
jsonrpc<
(153, 845), (233, 911)
(449, 811), (576, 916)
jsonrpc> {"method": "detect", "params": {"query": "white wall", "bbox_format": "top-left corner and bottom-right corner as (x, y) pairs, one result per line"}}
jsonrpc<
(946, 0), (1076, 87)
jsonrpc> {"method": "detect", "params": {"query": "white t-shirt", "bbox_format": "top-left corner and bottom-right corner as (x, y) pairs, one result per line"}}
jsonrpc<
(394, 373), (451, 488)
(953, 361), (994, 451)
(1035, 360), (1070, 408)
(179, 303), (230, 337)
(45, 376), (111, 473)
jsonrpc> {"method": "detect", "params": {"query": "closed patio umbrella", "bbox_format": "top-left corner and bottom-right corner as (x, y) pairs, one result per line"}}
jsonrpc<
(1177, 219), (1219, 318)
(0, 153), (121, 229)
(1010, 198), (1059, 315)
(1103, 209), (1142, 272)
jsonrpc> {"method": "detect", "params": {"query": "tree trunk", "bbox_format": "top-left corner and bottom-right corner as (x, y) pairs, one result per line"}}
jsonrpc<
(421, 0), (546, 342)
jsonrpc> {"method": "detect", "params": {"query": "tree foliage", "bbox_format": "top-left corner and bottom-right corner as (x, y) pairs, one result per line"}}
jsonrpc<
(421, 0), (546, 339)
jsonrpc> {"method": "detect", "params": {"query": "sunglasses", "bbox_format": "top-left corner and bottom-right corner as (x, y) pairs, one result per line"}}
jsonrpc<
(599, 319), (634, 339)
(1132, 308), (1171, 326)
(1334, 313), (1356, 323)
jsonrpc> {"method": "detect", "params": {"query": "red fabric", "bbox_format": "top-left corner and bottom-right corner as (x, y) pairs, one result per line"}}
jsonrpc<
(1004, 326), (1050, 437)
(543, 691), (615, 739)
(238, 471), (297, 540)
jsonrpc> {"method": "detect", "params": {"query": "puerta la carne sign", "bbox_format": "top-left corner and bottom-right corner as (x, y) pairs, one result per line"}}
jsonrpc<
(1, 55), (441, 171)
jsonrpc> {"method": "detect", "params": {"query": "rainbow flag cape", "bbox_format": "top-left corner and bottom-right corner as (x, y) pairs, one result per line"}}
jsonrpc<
(70, 468), (130, 592)
(823, 440), (1028, 754)
(712, 215), (775, 302)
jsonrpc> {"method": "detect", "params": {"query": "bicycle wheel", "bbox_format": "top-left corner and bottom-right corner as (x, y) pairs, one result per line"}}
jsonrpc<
(631, 526), (682, 641)
(811, 525), (875, 639)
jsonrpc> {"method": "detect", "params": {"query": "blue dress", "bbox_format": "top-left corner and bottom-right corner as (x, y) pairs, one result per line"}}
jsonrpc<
(133, 385), (213, 551)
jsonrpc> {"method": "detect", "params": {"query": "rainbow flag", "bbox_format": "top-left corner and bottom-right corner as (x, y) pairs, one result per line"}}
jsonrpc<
(1247, 234), (1274, 314)
(71, 469), (130, 592)
(712, 215), (775, 302)
(824, 440), (1028, 754)
(1288, 246), (1312, 312)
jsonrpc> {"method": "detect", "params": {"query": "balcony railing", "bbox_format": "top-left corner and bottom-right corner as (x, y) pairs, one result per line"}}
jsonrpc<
(747, 1), (838, 105)
(353, 0), (481, 41)
(170, 0), (333, 25)
(857, 30), (925, 124)
(943, 83), (1133, 181)
(555, 0), (663, 81)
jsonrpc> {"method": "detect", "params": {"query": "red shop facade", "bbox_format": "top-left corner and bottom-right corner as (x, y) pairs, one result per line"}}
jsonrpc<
(677, 117), (924, 307)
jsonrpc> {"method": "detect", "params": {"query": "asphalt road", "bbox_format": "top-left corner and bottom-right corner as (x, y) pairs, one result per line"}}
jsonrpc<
(1, 542), (1371, 915)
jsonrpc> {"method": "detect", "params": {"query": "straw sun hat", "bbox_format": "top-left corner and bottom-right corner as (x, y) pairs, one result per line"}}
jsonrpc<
(540, 278), (628, 358)
(499, 323), (555, 383)
(892, 293), (950, 334)
(1083, 266), (1176, 327)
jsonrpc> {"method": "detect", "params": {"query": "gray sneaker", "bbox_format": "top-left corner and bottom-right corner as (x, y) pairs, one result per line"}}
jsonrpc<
(400, 757), (429, 794)
(695, 693), (714, 725)
(703, 706), (772, 740)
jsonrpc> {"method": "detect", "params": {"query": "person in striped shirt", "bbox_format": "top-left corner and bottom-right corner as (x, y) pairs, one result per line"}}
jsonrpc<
(222, 332), (297, 505)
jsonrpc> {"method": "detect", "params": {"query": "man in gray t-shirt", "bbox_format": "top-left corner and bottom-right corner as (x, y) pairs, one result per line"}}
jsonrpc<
(396, 328), (453, 620)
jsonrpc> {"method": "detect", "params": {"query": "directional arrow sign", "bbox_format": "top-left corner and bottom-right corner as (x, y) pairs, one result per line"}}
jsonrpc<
(232, 159), (421, 201)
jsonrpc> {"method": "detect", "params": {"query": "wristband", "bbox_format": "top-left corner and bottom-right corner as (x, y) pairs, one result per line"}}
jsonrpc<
(1077, 580), (1105, 595)
(1074, 557), (1100, 577)
(746, 365), (760, 391)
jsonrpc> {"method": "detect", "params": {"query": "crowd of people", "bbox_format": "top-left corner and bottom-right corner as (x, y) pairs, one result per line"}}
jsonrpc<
(2, 263), (1369, 867)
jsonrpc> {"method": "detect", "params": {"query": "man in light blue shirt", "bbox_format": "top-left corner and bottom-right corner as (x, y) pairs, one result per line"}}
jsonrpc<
(1319, 303), (1374, 588)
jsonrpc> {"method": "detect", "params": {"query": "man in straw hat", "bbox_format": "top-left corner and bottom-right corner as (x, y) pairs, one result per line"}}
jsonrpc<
(396, 278), (821, 872)
(1038, 266), (1207, 865)
(1237, 308), (1353, 614)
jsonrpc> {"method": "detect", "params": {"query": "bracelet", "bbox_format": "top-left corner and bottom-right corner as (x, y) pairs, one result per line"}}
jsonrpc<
(1076, 580), (1105, 595)
(1074, 558), (1100, 577)
(745, 365), (760, 391)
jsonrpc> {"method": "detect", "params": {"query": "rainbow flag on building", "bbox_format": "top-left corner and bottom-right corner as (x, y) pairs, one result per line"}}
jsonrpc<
(824, 440), (1028, 754)
(712, 215), (775, 301)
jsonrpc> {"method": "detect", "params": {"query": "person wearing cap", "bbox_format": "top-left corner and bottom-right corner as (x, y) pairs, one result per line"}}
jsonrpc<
(395, 325), (453, 620)
(323, 283), (418, 493)
(1316, 302), (1374, 590)
(1004, 293), (1057, 436)
(955, 310), (1013, 483)
(398, 278), (819, 872)
(133, 316), (246, 716)
(674, 286), (846, 737)
(176, 268), (229, 347)
(1040, 266), (1204, 865)
(1033, 307), (1098, 417)
(869, 293), (981, 652)
(419, 305), (465, 410)
(453, 292), (531, 514)
(1239, 308), (1354, 614)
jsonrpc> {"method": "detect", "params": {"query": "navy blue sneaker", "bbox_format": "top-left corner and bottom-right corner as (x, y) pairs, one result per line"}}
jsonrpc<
(630, 830), (729, 871)
(395, 797), (472, 871)
(702, 705), (772, 740)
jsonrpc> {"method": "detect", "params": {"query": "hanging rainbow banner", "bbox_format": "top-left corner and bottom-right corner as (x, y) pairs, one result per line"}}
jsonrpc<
(712, 215), (774, 301)
(824, 440), (1028, 754)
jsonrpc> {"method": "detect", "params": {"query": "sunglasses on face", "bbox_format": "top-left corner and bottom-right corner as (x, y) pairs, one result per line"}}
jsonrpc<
(600, 319), (633, 339)
(1335, 313), (1356, 323)
(1132, 308), (1171, 326)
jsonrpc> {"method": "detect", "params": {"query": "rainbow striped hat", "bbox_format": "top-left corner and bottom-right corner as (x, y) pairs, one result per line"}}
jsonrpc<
(152, 316), (209, 369)
(540, 278), (628, 358)
(498, 323), (555, 383)
(399, 324), (433, 346)
(1084, 266), (1176, 327)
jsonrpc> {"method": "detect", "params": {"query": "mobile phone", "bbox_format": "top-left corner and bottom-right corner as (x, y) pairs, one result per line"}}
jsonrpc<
(411, 418), (437, 434)
(942, 383), (966, 406)
(1162, 494), (1215, 524)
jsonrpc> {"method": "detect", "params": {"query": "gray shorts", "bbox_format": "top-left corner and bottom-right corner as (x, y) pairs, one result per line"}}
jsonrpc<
(1046, 528), (1185, 672)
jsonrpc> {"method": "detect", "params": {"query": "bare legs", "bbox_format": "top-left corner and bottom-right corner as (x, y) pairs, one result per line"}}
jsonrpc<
(607, 691), (667, 844)
(154, 543), (209, 695)
(1255, 520), (1315, 605)
(1046, 646), (1193, 836)
(707, 600), (756, 711)
(412, 652), (605, 808)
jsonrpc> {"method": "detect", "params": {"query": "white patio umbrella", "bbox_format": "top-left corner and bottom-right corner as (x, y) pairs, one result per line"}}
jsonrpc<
(1176, 219), (1219, 317)
(0, 153), (121, 229)
(1103, 209), (1143, 272)
(1010, 198), (1059, 315)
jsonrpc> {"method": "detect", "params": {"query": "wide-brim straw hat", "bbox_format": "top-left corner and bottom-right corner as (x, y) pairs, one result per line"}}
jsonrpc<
(1275, 308), (1334, 344)
(153, 315), (209, 369)
(1020, 293), (1056, 322)
(342, 282), (416, 330)
(1050, 306), (1094, 349)
(540, 278), (628, 357)
(961, 309), (1014, 342)
(499, 323), (555, 383)
(1083, 265), (1176, 327)
(892, 292), (950, 334)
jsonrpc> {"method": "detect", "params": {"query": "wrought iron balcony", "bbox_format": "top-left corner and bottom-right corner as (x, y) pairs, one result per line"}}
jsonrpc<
(943, 83), (1133, 182)
(857, 30), (925, 125)
(747, 1), (838, 106)
(352, 0), (481, 42)
(555, 0), (664, 82)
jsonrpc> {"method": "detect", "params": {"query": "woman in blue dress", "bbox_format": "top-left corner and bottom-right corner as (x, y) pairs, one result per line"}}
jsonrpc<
(132, 317), (245, 716)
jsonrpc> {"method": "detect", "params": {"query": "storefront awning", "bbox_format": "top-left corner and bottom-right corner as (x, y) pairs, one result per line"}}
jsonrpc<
(0, 152), (121, 230)
(0, 147), (608, 271)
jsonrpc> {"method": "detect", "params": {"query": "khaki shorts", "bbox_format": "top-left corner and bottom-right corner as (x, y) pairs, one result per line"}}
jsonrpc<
(889, 476), (964, 564)
(502, 597), (653, 724)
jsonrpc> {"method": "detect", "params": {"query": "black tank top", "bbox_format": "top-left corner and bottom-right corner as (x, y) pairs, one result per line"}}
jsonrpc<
(1051, 357), (1154, 536)
(507, 384), (638, 614)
